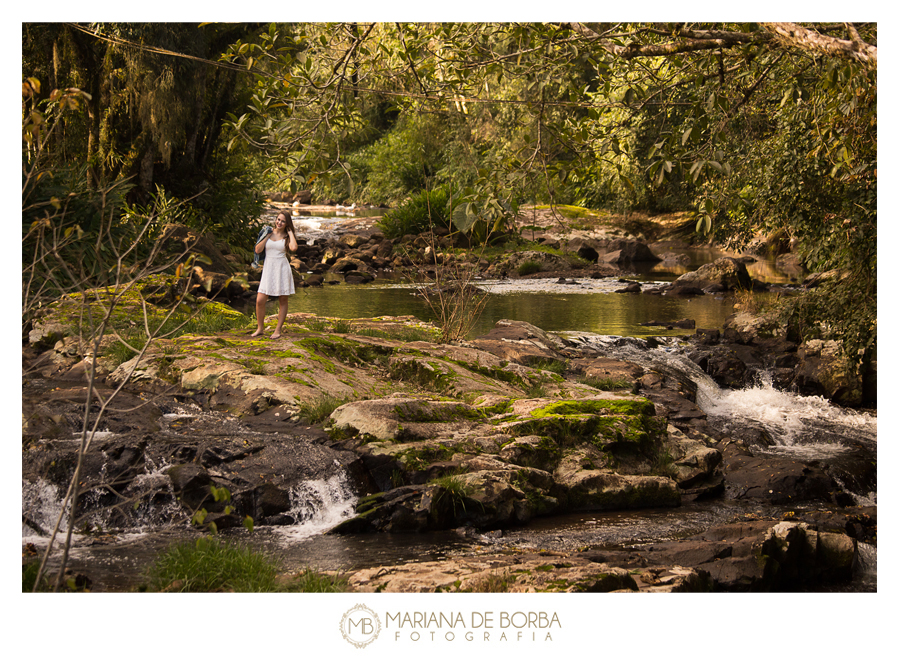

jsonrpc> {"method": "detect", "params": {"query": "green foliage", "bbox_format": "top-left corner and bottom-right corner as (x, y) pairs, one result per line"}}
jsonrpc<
(357, 114), (447, 204)
(432, 474), (474, 516)
(351, 325), (440, 343)
(142, 536), (348, 592)
(144, 537), (280, 592)
(22, 561), (52, 592)
(296, 394), (354, 424)
(89, 296), (251, 368)
(517, 261), (542, 276)
(25, 22), (877, 362)
(377, 186), (456, 239)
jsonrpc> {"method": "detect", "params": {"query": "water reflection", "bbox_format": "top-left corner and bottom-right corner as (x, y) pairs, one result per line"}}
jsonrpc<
(282, 283), (752, 339)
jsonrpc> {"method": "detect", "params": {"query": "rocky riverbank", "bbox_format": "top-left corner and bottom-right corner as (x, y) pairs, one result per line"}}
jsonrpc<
(22, 202), (877, 592)
(23, 298), (876, 591)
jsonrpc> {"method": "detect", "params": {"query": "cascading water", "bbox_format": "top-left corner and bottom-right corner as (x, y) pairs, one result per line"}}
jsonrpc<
(273, 471), (358, 541)
(22, 478), (70, 540)
(565, 333), (877, 448)
(563, 333), (877, 500)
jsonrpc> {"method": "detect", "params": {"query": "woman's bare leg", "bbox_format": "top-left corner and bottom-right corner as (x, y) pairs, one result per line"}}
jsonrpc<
(271, 296), (289, 339)
(251, 293), (267, 336)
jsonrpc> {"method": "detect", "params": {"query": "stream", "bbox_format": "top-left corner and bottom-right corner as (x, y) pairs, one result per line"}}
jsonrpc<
(22, 214), (877, 591)
(22, 336), (877, 592)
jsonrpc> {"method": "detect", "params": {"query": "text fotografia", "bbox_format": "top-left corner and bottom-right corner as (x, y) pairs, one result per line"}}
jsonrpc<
(387, 611), (561, 642)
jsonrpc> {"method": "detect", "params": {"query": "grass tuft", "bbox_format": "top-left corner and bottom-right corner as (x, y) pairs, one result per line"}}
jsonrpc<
(143, 537), (279, 592)
(295, 393), (354, 424)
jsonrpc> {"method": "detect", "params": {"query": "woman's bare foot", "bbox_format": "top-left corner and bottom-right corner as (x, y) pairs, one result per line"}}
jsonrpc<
(270, 333), (283, 340)
(250, 330), (265, 337)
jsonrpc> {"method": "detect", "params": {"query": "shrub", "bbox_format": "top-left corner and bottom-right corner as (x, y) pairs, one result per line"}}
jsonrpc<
(377, 186), (456, 239)
(517, 260), (542, 276)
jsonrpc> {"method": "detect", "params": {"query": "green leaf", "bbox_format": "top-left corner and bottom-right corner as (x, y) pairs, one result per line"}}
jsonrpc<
(243, 515), (255, 533)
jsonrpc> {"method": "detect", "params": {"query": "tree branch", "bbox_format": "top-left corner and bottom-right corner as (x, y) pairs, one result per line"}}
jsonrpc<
(761, 22), (876, 68)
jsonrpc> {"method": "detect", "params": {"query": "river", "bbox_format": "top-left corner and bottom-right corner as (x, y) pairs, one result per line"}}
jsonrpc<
(22, 214), (876, 592)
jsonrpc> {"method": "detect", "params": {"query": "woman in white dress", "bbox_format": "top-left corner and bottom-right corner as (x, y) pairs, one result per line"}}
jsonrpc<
(251, 210), (299, 339)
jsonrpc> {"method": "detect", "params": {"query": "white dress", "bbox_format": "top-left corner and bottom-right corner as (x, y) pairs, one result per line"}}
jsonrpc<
(257, 236), (295, 297)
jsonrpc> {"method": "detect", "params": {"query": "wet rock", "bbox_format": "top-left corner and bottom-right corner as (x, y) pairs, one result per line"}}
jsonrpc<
(637, 518), (857, 591)
(167, 463), (215, 511)
(328, 484), (450, 533)
(663, 424), (723, 490)
(721, 443), (838, 504)
(490, 250), (575, 276)
(688, 344), (752, 388)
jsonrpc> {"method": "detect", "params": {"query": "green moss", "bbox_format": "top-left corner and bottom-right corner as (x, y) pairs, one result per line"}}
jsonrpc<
(529, 358), (568, 376)
(354, 492), (386, 516)
(395, 442), (477, 470)
(388, 358), (459, 393)
(449, 360), (527, 388)
(393, 401), (483, 423)
(530, 399), (655, 418)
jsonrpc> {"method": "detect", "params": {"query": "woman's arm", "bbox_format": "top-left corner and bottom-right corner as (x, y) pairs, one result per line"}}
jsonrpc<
(287, 230), (298, 252)
(254, 233), (269, 254)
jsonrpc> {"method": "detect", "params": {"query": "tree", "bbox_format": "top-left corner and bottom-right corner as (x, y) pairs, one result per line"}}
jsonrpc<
(22, 22), (262, 198)
(220, 21), (875, 363)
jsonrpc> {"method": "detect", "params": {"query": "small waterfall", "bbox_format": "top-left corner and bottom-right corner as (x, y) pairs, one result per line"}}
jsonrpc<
(22, 479), (69, 540)
(698, 371), (877, 453)
(564, 333), (878, 453)
(274, 471), (358, 541)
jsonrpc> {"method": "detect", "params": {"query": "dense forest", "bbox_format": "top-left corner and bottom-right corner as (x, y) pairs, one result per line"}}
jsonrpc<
(22, 22), (876, 365)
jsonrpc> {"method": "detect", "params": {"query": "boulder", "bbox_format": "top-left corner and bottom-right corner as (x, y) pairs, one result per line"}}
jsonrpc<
(662, 424), (723, 491)
(597, 239), (661, 263)
(553, 450), (681, 511)
(722, 443), (838, 504)
(469, 319), (568, 367)
(792, 339), (863, 406)
(672, 256), (752, 292)
(638, 519), (858, 591)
